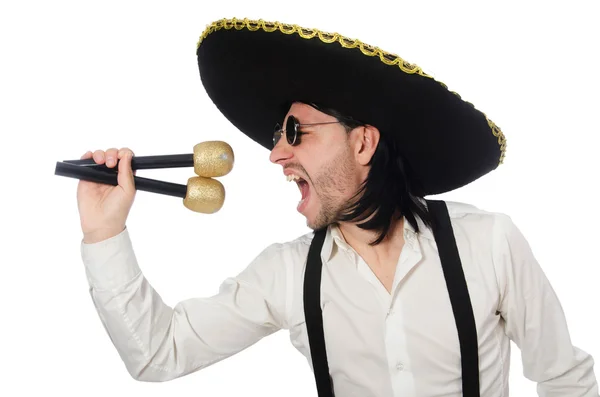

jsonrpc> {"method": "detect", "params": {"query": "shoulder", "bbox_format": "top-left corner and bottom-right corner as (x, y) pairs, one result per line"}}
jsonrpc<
(441, 200), (516, 231)
(249, 231), (314, 269)
(442, 199), (503, 218)
(231, 231), (315, 299)
(436, 200), (533, 290)
(427, 200), (521, 251)
(439, 200), (527, 259)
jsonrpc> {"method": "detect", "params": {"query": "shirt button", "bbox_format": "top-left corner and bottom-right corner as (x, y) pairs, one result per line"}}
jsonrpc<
(396, 363), (404, 371)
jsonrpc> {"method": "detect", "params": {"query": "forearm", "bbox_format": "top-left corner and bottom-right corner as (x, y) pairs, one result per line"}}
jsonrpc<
(534, 347), (598, 397)
(87, 271), (240, 381)
(82, 228), (200, 381)
(80, 227), (287, 382)
(88, 273), (181, 381)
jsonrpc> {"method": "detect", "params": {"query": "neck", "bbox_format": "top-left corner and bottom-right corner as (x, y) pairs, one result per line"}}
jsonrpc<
(336, 215), (405, 258)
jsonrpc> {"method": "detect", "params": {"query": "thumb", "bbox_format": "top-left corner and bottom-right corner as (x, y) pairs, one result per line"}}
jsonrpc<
(117, 150), (136, 194)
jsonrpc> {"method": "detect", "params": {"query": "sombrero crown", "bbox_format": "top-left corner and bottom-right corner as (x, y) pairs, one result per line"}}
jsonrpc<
(196, 18), (506, 196)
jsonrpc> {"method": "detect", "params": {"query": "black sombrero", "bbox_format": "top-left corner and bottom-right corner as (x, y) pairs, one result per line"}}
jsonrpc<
(196, 18), (506, 197)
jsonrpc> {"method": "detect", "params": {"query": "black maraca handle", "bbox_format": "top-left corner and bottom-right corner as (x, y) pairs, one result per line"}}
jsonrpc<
(63, 154), (194, 172)
(54, 161), (188, 198)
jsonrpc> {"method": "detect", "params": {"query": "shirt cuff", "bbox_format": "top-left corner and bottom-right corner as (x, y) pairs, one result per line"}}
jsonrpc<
(80, 227), (142, 291)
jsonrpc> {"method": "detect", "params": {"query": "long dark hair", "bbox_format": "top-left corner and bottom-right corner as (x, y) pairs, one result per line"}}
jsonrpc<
(304, 101), (433, 245)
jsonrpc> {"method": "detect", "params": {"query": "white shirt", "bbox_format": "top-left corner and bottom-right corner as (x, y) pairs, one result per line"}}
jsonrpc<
(80, 200), (599, 396)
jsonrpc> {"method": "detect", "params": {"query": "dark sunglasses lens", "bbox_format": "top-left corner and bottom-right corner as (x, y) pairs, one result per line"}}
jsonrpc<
(286, 116), (297, 145)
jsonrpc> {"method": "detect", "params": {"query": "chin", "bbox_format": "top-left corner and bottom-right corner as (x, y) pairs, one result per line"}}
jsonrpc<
(305, 214), (326, 231)
(306, 221), (321, 232)
(303, 213), (318, 231)
(302, 201), (330, 230)
(304, 214), (316, 229)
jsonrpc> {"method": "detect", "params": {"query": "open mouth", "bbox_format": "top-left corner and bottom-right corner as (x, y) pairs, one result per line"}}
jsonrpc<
(287, 174), (310, 212)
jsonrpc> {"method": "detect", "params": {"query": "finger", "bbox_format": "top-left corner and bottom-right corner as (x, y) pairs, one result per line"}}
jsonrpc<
(117, 147), (134, 159)
(117, 149), (135, 194)
(105, 147), (119, 168)
(80, 151), (93, 160)
(92, 150), (105, 164)
(117, 147), (136, 174)
(117, 147), (137, 175)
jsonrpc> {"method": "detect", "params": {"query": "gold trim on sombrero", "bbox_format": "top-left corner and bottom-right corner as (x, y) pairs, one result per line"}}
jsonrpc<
(197, 18), (507, 165)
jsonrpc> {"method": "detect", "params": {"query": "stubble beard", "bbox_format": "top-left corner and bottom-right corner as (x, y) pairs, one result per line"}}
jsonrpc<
(306, 146), (357, 231)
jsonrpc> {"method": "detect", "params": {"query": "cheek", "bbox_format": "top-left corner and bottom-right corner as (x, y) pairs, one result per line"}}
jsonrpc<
(305, 144), (355, 189)
(312, 166), (349, 197)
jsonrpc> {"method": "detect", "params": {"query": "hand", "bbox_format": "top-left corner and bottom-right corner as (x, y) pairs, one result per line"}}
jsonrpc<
(77, 147), (137, 243)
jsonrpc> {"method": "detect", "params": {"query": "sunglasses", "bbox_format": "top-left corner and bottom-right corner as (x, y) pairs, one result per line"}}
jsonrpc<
(273, 115), (343, 147)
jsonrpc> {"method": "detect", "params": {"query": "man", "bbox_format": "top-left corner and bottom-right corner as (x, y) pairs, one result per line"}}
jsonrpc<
(77, 18), (599, 396)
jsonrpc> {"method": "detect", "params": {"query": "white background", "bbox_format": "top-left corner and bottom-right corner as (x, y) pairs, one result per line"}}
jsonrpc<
(1, 0), (599, 396)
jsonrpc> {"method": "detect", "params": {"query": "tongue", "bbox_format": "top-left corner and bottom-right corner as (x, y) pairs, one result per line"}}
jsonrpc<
(299, 181), (309, 200)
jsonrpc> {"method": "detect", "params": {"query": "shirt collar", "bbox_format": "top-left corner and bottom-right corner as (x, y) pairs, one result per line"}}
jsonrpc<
(321, 214), (435, 263)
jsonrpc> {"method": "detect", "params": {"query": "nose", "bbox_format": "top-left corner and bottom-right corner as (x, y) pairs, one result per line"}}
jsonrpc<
(269, 135), (293, 165)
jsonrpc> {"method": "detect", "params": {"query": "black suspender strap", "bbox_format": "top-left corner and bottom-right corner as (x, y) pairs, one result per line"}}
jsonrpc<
(426, 199), (480, 396)
(303, 227), (334, 397)
(303, 200), (480, 396)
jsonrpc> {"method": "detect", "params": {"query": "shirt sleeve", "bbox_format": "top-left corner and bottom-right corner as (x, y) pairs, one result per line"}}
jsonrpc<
(492, 214), (599, 396)
(80, 227), (291, 382)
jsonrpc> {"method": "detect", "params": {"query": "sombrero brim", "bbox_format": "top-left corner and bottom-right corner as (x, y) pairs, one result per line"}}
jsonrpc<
(196, 18), (506, 196)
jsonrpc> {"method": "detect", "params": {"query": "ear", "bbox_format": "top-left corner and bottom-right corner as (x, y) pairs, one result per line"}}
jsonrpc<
(354, 125), (380, 166)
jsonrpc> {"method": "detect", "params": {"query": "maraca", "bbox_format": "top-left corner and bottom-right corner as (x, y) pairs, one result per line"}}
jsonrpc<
(55, 141), (234, 214)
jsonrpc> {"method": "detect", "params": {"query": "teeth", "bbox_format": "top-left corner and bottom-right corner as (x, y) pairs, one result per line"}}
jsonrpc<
(286, 174), (301, 182)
